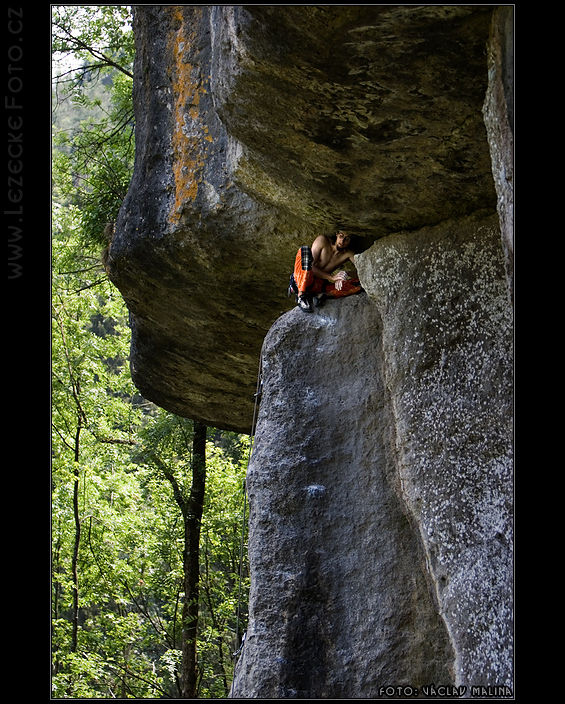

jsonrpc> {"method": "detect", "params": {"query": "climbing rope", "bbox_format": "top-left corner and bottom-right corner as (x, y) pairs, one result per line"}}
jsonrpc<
(232, 352), (263, 661)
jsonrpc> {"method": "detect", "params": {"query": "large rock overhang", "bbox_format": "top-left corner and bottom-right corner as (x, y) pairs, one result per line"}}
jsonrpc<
(108, 5), (498, 432)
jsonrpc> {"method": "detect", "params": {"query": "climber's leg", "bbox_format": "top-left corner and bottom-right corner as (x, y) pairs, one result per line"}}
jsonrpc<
(293, 247), (325, 294)
(293, 246), (324, 312)
(293, 246), (313, 295)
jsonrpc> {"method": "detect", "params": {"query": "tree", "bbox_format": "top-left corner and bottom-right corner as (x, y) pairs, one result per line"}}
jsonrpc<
(199, 441), (250, 697)
(51, 208), (150, 696)
(52, 5), (134, 84)
(136, 414), (250, 698)
(142, 418), (208, 698)
(52, 216), (250, 696)
(52, 8), (250, 696)
(52, 5), (135, 251)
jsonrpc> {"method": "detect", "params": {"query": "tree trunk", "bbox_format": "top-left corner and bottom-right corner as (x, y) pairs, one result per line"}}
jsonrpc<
(180, 421), (207, 698)
(71, 414), (82, 654)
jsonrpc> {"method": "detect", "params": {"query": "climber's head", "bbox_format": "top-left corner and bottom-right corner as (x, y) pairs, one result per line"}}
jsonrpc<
(335, 230), (351, 251)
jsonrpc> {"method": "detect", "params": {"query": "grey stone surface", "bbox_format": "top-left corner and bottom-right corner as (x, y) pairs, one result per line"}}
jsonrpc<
(357, 211), (513, 690)
(233, 211), (513, 696)
(482, 7), (514, 297)
(232, 294), (454, 698)
(107, 5), (499, 432)
(105, 6), (514, 694)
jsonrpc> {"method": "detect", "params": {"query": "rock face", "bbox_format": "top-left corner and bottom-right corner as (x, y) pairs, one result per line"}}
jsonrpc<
(107, 5), (501, 432)
(356, 212), (513, 690)
(232, 211), (513, 696)
(231, 295), (455, 698)
(107, 5), (514, 695)
(482, 7), (514, 297)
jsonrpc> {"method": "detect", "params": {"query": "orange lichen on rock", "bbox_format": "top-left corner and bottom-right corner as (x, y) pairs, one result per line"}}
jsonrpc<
(167, 6), (209, 223)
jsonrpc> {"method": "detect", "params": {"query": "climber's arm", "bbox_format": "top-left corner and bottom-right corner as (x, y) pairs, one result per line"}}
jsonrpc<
(311, 235), (349, 288)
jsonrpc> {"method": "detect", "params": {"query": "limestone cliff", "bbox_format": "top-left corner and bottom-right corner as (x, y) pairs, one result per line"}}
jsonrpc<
(106, 4), (514, 696)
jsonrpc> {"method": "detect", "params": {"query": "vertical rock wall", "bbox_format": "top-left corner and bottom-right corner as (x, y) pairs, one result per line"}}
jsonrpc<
(107, 5), (514, 696)
(356, 212), (513, 689)
(483, 7), (514, 298)
(233, 211), (513, 696)
(231, 295), (455, 699)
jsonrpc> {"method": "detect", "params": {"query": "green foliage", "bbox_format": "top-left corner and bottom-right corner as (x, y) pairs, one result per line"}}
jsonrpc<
(199, 444), (250, 697)
(53, 89), (134, 248)
(53, 5), (135, 250)
(52, 215), (250, 697)
(52, 7), (250, 698)
(52, 5), (134, 80)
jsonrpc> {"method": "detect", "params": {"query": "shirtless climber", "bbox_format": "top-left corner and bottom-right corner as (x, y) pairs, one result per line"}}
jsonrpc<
(289, 230), (363, 312)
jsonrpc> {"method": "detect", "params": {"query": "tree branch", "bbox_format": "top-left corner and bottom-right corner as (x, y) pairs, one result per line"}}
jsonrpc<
(149, 452), (188, 514)
(53, 20), (134, 79)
